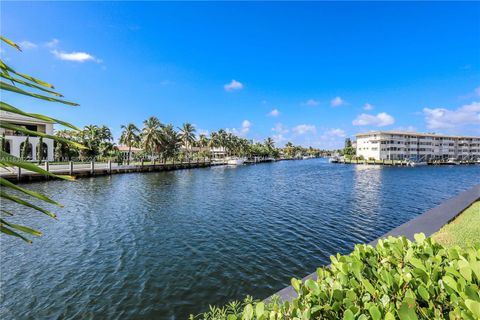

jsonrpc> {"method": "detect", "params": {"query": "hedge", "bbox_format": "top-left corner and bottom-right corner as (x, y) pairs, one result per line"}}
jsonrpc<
(194, 234), (480, 320)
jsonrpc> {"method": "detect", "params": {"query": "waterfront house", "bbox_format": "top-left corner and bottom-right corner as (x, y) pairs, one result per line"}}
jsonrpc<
(0, 111), (54, 161)
(356, 131), (480, 161)
(117, 145), (143, 162)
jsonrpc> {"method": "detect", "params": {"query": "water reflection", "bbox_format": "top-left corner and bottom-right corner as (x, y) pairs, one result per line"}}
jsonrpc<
(1, 160), (479, 319)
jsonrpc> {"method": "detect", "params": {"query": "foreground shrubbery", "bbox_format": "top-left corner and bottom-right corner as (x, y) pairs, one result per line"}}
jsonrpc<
(195, 234), (480, 320)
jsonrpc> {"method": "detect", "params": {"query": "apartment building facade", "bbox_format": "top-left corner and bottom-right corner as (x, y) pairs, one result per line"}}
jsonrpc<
(0, 111), (55, 161)
(356, 131), (480, 161)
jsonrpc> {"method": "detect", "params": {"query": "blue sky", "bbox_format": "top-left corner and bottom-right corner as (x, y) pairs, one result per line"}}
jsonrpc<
(1, 1), (479, 148)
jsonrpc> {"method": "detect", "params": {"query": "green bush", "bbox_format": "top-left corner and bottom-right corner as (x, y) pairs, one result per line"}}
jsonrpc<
(195, 234), (480, 320)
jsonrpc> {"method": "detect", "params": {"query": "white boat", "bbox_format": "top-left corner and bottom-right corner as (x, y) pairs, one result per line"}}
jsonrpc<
(226, 157), (245, 165)
(447, 158), (459, 165)
(407, 161), (428, 167)
(329, 156), (339, 163)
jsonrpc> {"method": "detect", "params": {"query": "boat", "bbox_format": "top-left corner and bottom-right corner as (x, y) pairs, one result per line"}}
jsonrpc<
(407, 161), (428, 167)
(447, 158), (459, 165)
(328, 156), (339, 163)
(226, 157), (246, 165)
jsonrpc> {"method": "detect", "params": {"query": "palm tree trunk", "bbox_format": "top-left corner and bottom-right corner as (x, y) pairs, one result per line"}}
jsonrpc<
(127, 145), (131, 165)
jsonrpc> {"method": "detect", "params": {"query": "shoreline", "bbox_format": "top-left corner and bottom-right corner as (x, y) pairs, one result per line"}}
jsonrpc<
(1, 157), (312, 183)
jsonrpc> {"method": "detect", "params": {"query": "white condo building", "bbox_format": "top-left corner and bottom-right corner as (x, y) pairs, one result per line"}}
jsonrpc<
(356, 131), (480, 161)
(0, 111), (54, 161)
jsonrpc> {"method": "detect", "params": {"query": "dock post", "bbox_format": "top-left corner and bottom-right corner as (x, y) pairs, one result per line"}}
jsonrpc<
(108, 160), (112, 174)
(69, 161), (73, 175)
(90, 160), (95, 175)
(17, 167), (21, 181)
(44, 161), (49, 180)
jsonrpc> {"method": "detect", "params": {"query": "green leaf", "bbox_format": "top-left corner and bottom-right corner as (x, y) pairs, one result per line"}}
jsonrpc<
(398, 299), (418, 320)
(0, 122), (85, 149)
(385, 312), (396, 320)
(0, 224), (32, 243)
(0, 177), (63, 207)
(0, 60), (54, 88)
(255, 302), (264, 317)
(291, 278), (301, 292)
(0, 72), (63, 96)
(242, 304), (253, 320)
(0, 101), (79, 130)
(343, 309), (354, 320)
(413, 233), (425, 244)
(465, 299), (480, 318)
(0, 36), (21, 51)
(0, 80), (79, 106)
(0, 219), (42, 236)
(361, 279), (376, 296)
(417, 285), (430, 301)
(0, 191), (56, 218)
(369, 306), (381, 320)
(0, 151), (75, 181)
(442, 276), (458, 293)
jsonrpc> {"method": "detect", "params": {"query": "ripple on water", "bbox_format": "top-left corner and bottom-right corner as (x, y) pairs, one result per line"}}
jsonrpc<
(1, 160), (480, 319)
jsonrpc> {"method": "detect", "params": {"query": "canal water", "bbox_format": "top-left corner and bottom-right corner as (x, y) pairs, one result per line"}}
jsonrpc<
(1, 159), (479, 319)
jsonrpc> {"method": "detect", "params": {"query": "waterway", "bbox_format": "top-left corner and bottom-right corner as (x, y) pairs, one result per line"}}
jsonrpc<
(1, 159), (479, 319)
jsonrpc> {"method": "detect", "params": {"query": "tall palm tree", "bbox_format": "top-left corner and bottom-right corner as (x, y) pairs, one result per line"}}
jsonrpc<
(141, 116), (162, 159)
(160, 124), (181, 161)
(179, 122), (196, 160)
(198, 134), (209, 148)
(120, 123), (140, 164)
(264, 137), (275, 157)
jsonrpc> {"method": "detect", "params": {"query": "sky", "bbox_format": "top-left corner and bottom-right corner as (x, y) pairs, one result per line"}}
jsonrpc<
(1, 1), (480, 148)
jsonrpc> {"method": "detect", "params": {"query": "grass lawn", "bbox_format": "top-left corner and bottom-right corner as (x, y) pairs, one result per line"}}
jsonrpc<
(432, 200), (480, 248)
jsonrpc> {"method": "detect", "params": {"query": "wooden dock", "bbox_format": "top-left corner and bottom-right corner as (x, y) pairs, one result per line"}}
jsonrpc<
(0, 160), (217, 183)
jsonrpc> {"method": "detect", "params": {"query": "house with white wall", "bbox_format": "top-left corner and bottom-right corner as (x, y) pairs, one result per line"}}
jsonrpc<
(0, 111), (54, 161)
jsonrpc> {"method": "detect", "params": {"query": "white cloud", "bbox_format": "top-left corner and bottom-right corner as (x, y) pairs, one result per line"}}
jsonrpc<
(302, 99), (319, 106)
(292, 124), (316, 135)
(324, 128), (346, 138)
(52, 50), (101, 63)
(19, 41), (37, 50)
(271, 123), (289, 134)
(330, 96), (345, 107)
(228, 120), (251, 137)
(423, 102), (480, 129)
(268, 109), (280, 117)
(352, 112), (395, 127)
(224, 79), (244, 91)
(45, 38), (59, 48)
(363, 103), (374, 111)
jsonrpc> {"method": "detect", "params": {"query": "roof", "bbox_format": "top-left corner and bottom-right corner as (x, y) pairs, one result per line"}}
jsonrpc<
(117, 145), (143, 152)
(355, 130), (480, 139)
(0, 111), (54, 124)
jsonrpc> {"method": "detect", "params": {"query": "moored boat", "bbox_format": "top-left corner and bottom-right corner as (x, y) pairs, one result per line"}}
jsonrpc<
(226, 157), (246, 165)
(447, 158), (459, 165)
(407, 161), (428, 167)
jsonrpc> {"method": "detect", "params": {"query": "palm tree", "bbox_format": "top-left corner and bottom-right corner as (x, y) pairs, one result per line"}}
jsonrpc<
(119, 123), (140, 164)
(179, 122), (196, 160)
(264, 137), (275, 156)
(159, 124), (181, 161)
(141, 116), (162, 159)
(198, 134), (209, 148)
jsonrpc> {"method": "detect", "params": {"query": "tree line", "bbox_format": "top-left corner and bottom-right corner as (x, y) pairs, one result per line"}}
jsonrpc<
(52, 116), (329, 163)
